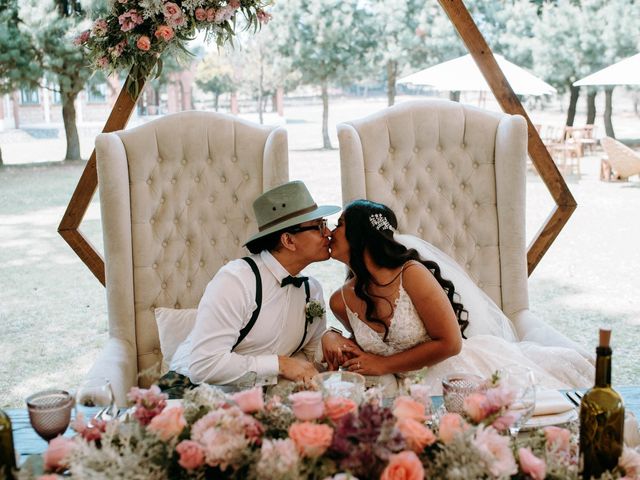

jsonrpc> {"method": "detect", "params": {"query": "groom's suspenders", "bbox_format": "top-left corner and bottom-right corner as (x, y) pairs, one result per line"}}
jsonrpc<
(231, 257), (262, 351)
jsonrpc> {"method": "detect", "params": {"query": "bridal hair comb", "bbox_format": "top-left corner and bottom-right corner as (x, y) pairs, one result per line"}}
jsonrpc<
(369, 213), (395, 232)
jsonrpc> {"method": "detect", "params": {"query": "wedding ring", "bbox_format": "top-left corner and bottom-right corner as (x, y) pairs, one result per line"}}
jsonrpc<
(357, 362), (360, 369)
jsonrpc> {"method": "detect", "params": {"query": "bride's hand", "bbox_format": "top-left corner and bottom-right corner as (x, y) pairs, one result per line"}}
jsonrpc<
(321, 331), (359, 371)
(341, 345), (388, 376)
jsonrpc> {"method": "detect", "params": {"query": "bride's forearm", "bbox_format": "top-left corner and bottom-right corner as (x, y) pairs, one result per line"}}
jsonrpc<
(380, 339), (461, 374)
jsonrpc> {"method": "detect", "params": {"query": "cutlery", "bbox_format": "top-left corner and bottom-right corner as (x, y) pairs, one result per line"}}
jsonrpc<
(565, 391), (581, 407)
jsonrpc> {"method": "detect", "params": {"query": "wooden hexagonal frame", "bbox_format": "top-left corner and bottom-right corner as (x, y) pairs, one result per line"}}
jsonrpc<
(58, 0), (575, 285)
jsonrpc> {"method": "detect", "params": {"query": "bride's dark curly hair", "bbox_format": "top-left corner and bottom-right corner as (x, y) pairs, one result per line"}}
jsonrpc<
(343, 199), (469, 340)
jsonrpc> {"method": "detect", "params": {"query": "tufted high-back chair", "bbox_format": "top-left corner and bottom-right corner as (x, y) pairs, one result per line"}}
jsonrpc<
(338, 99), (589, 356)
(90, 111), (288, 404)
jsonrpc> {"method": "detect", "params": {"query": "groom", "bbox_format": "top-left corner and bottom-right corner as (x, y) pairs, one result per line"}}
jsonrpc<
(182, 180), (340, 388)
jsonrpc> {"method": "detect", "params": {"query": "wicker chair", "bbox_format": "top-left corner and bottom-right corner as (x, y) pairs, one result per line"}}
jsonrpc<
(601, 137), (640, 181)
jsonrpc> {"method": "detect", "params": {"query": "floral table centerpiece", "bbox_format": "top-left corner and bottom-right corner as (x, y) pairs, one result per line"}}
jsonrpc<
(21, 375), (640, 480)
(75, 0), (272, 96)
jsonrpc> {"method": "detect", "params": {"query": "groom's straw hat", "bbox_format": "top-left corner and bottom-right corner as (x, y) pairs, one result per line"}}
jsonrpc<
(244, 181), (340, 245)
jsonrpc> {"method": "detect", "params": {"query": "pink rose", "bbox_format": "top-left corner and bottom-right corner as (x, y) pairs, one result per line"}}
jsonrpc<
(136, 35), (151, 51)
(118, 10), (143, 32)
(544, 426), (571, 453)
(154, 25), (174, 42)
(163, 2), (185, 27)
(194, 7), (207, 21)
(393, 396), (426, 422)
(206, 8), (216, 22)
(176, 440), (205, 470)
(148, 405), (186, 441)
(289, 391), (324, 421)
(73, 29), (91, 46)
(232, 387), (264, 413)
(396, 418), (436, 453)
(473, 426), (517, 478)
(380, 451), (424, 480)
(324, 397), (357, 423)
(215, 6), (235, 23)
(43, 436), (76, 472)
(438, 413), (469, 444)
(288, 422), (333, 457)
(463, 393), (488, 422)
(228, 0), (241, 9)
(518, 447), (546, 480)
(92, 19), (108, 36)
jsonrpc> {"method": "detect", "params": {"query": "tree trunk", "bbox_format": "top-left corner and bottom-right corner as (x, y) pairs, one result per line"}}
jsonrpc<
(214, 93), (219, 111)
(321, 80), (332, 149)
(61, 90), (81, 161)
(565, 85), (580, 126)
(604, 87), (615, 138)
(449, 91), (461, 102)
(0, 147), (3, 166)
(386, 60), (397, 107)
(586, 90), (597, 124)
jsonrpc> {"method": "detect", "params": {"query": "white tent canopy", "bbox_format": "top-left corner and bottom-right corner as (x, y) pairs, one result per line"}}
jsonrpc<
(399, 54), (556, 96)
(574, 53), (640, 86)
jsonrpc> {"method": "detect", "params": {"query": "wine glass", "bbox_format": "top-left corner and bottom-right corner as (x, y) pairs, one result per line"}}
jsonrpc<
(75, 377), (116, 426)
(498, 365), (536, 436)
(26, 389), (74, 442)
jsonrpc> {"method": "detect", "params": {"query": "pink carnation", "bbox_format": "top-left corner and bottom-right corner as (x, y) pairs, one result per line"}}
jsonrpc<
(215, 6), (235, 23)
(491, 412), (518, 432)
(118, 9), (144, 32)
(73, 29), (90, 46)
(148, 405), (186, 440)
(43, 436), (76, 472)
(176, 440), (205, 470)
(92, 19), (108, 36)
(473, 426), (517, 478)
(256, 9), (272, 24)
(163, 2), (185, 27)
(518, 447), (546, 480)
(232, 387), (264, 413)
(127, 385), (167, 425)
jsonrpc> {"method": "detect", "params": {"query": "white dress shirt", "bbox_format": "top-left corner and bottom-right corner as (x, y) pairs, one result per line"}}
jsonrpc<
(186, 250), (326, 387)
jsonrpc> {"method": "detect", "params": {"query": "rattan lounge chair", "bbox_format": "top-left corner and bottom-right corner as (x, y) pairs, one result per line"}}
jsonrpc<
(600, 137), (640, 181)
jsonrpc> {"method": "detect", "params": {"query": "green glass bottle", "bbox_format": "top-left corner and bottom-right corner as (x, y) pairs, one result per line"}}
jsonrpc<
(579, 328), (625, 480)
(0, 407), (16, 480)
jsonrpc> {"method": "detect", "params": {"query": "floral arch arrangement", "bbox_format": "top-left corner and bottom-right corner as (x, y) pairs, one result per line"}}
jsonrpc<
(75, 0), (271, 95)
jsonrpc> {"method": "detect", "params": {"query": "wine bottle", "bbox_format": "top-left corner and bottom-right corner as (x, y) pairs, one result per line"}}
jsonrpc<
(579, 328), (625, 479)
(0, 407), (16, 480)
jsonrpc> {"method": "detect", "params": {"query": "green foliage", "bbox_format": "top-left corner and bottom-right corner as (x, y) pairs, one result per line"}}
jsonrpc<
(195, 50), (235, 98)
(0, 0), (42, 93)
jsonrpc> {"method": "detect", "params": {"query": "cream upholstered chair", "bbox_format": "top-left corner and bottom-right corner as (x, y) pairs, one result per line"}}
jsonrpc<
(338, 99), (589, 358)
(90, 111), (288, 405)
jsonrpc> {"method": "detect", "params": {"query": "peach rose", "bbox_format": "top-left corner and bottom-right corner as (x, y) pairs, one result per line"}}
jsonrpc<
(544, 426), (571, 453)
(518, 447), (546, 480)
(194, 7), (207, 21)
(176, 440), (205, 470)
(232, 387), (264, 413)
(324, 397), (357, 423)
(463, 393), (488, 422)
(136, 35), (151, 51)
(154, 25), (174, 42)
(43, 436), (76, 472)
(288, 422), (333, 457)
(148, 405), (186, 441)
(393, 396), (426, 422)
(396, 418), (436, 453)
(38, 475), (62, 480)
(380, 451), (424, 480)
(206, 8), (216, 22)
(438, 413), (469, 444)
(289, 391), (324, 421)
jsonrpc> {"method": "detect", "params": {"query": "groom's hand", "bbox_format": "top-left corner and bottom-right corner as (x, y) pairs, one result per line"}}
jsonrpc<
(278, 356), (319, 384)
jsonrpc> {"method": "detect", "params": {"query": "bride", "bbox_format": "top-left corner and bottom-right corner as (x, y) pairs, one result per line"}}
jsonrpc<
(320, 199), (594, 394)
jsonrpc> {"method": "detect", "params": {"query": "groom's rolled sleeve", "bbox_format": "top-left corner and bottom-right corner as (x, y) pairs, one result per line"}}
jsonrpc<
(188, 263), (279, 386)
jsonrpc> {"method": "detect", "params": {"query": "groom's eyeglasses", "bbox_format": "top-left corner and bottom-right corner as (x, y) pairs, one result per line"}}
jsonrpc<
(288, 219), (328, 235)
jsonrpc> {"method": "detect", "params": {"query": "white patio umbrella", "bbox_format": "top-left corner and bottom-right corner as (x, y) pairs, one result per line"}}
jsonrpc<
(399, 54), (556, 96)
(574, 53), (640, 86)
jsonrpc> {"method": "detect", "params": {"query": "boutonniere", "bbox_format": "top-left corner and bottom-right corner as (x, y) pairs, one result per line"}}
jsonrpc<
(305, 300), (325, 324)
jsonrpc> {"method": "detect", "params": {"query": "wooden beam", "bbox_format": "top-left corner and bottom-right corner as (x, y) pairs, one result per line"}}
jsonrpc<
(438, 0), (576, 274)
(58, 70), (147, 285)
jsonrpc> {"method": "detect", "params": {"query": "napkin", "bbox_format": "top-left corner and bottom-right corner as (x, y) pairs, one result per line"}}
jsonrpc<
(533, 389), (574, 416)
(625, 411), (640, 447)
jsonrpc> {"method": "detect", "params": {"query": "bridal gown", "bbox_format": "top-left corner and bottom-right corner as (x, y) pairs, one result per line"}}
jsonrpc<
(343, 235), (594, 396)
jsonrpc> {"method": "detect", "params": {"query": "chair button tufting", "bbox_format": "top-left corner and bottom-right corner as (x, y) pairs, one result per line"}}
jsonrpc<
(198, 218), (203, 225)
(171, 178), (177, 185)
(234, 239), (240, 245)
(379, 168), (384, 174)
(181, 159), (187, 165)
(389, 147), (395, 154)
(466, 263), (471, 269)
(175, 261), (180, 267)
(161, 282), (167, 289)
(414, 187), (420, 193)
(461, 143), (466, 149)
(152, 263), (158, 269)
(244, 174), (249, 180)
(473, 162), (479, 169)
(158, 157), (163, 163)
(244, 217), (250, 223)
(451, 203), (456, 210)
(402, 167), (407, 173)
(427, 207), (432, 213)
(222, 218), (227, 224)
(160, 197), (165, 204)
(448, 163), (454, 170)
(453, 245), (457, 250)
(209, 196), (214, 203)
(146, 178), (152, 185)
(232, 155), (238, 163)
(153, 348), (160, 355)
(173, 218), (179, 225)
(463, 223), (468, 230)
(220, 176), (226, 183)
(150, 218), (155, 225)
(436, 145), (443, 152)
(195, 176), (201, 183)
(207, 158), (213, 165)
(418, 227), (424, 233)
(460, 183), (466, 190)
(478, 282), (484, 288)
(186, 281), (192, 287)
(413, 147), (419, 153)
(175, 303), (180, 309)
(426, 166), (432, 172)
(437, 224), (443, 230)
(232, 195), (238, 203)
(403, 207), (409, 213)
(223, 258), (228, 264)
(437, 186), (442, 193)
(162, 241), (168, 247)
(474, 202), (479, 209)
(210, 239), (216, 246)
(199, 260), (205, 267)
(186, 199), (191, 206)
(186, 240), (191, 246)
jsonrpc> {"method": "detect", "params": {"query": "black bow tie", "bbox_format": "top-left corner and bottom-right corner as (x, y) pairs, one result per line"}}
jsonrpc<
(281, 275), (309, 288)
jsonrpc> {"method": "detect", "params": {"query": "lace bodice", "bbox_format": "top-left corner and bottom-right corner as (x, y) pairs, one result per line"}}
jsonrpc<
(343, 282), (431, 357)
